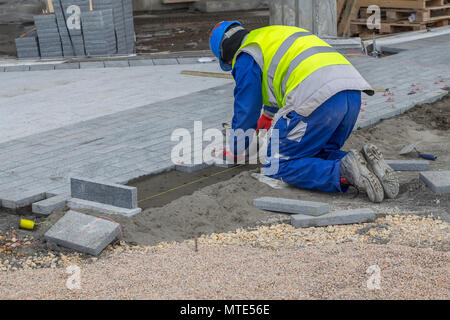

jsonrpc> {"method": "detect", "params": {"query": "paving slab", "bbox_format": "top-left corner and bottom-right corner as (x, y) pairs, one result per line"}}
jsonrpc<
(80, 61), (105, 69)
(291, 208), (376, 228)
(386, 160), (430, 171)
(44, 210), (120, 255)
(71, 177), (138, 209)
(54, 63), (80, 70)
(104, 60), (130, 68)
(32, 194), (70, 215)
(420, 171), (450, 194)
(0, 189), (47, 209)
(128, 59), (154, 67)
(67, 198), (141, 217)
(254, 197), (329, 216)
(5, 65), (30, 72)
(29, 64), (56, 71)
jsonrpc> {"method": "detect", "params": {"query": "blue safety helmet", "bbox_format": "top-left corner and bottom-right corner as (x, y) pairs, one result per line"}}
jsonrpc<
(209, 20), (243, 71)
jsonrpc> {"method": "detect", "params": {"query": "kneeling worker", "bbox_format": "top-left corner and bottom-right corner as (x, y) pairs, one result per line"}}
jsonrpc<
(209, 21), (399, 203)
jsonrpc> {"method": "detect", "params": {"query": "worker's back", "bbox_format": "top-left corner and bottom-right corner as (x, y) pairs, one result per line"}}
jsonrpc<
(232, 25), (373, 117)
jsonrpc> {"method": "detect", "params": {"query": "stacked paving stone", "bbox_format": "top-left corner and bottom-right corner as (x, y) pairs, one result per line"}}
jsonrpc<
(34, 14), (63, 58)
(15, 0), (135, 59)
(61, 0), (91, 56)
(94, 0), (127, 54)
(52, 0), (76, 57)
(81, 9), (117, 56)
(15, 37), (40, 59)
(122, 0), (136, 54)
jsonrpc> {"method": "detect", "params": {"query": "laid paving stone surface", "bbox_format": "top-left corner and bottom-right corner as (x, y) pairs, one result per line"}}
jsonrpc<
(44, 210), (120, 256)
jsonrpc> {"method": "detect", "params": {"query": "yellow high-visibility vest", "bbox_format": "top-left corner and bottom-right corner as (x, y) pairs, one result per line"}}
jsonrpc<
(232, 26), (355, 109)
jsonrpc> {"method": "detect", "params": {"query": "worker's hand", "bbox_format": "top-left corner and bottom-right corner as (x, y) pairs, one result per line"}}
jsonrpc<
(256, 113), (273, 133)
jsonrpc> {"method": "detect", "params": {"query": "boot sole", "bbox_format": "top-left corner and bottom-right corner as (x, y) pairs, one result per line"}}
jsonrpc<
(362, 144), (399, 199)
(346, 150), (385, 203)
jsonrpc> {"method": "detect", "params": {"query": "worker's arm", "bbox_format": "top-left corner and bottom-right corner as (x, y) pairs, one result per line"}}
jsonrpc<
(229, 53), (263, 156)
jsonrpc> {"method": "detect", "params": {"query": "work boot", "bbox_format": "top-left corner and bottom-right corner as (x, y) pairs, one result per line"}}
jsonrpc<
(361, 143), (399, 199)
(340, 150), (385, 203)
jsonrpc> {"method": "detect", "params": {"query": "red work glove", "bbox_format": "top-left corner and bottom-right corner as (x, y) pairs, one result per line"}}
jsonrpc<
(256, 113), (273, 133)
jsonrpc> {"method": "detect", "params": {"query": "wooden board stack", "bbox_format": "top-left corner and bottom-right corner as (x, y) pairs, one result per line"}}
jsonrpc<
(337, 0), (450, 38)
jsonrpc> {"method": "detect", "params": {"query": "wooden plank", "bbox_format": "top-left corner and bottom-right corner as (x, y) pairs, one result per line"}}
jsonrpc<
(340, 0), (361, 38)
(181, 70), (233, 79)
(337, 0), (346, 23)
(356, 0), (426, 9)
(47, 0), (54, 13)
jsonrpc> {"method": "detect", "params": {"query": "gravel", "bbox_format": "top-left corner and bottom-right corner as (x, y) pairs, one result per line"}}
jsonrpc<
(0, 243), (448, 299)
(0, 215), (448, 299)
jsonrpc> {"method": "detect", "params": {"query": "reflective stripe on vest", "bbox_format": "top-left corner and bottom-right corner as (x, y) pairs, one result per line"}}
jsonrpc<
(232, 26), (352, 108)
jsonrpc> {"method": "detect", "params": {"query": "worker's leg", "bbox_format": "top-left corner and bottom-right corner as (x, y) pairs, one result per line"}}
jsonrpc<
(263, 90), (359, 193)
(316, 90), (361, 161)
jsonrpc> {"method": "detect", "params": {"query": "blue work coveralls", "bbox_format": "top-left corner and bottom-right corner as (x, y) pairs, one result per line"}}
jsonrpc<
(230, 53), (361, 193)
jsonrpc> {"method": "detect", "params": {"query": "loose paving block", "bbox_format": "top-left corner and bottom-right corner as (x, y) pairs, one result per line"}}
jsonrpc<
(386, 160), (430, 171)
(67, 198), (141, 217)
(71, 177), (138, 209)
(0, 190), (46, 209)
(420, 171), (450, 194)
(32, 194), (69, 215)
(291, 208), (376, 228)
(254, 197), (329, 216)
(44, 210), (120, 255)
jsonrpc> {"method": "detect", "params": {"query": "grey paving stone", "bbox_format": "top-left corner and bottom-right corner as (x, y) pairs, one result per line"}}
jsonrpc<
(54, 62), (80, 70)
(420, 171), (450, 195)
(44, 210), (120, 255)
(291, 208), (376, 228)
(177, 57), (202, 65)
(0, 189), (46, 209)
(71, 177), (138, 209)
(80, 61), (105, 69)
(153, 58), (178, 65)
(32, 194), (69, 215)
(5, 65), (30, 72)
(128, 59), (154, 67)
(386, 160), (430, 171)
(67, 198), (141, 217)
(254, 197), (329, 216)
(29, 64), (56, 71)
(103, 60), (130, 68)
